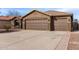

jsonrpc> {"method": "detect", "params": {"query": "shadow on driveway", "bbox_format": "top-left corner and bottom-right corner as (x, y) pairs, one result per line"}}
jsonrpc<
(0, 29), (21, 33)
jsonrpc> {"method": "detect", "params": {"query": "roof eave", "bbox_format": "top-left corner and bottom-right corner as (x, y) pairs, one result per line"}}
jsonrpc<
(22, 10), (50, 19)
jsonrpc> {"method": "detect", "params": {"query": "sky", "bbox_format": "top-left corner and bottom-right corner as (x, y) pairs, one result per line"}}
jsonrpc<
(0, 8), (79, 21)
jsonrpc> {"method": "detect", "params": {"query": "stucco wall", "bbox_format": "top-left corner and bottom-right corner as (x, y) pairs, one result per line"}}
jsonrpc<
(25, 11), (50, 19)
(11, 18), (21, 29)
(0, 21), (11, 29)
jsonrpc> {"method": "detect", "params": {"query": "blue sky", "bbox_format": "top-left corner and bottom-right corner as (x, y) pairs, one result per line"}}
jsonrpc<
(0, 8), (79, 21)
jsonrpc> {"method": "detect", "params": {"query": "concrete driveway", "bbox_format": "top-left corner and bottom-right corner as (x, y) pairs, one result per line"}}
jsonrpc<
(0, 30), (70, 50)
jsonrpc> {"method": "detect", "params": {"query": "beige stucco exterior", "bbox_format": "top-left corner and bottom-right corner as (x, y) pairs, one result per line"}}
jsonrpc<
(11, 17), (21, 29)
(0, 21), (11, 29)
(0, 17), (21, 29)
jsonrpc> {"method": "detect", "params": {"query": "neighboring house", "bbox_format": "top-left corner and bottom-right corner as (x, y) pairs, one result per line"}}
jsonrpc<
(11, 16), (22, 29)
(73, 19), (78, 31)
(22, 10), (73, 31)
(78, 22), (79, 30)
(0, 16), (22, 29)
(73, 21), (78, 31)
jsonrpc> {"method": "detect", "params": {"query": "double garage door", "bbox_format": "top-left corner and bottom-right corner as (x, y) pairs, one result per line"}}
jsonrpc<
(24, 18), (70, 31)
(25, 19), (50, 30)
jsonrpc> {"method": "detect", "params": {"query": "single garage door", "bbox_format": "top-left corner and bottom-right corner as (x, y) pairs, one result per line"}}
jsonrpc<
(26, 19), (50, 30)
(54, 19), (69, 31)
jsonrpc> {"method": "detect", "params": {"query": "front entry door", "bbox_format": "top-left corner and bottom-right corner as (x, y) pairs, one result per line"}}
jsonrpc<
(14, 20), (20, 29)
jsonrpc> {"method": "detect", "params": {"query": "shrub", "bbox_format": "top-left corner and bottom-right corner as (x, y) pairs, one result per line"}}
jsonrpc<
(3, 24), (11, 32)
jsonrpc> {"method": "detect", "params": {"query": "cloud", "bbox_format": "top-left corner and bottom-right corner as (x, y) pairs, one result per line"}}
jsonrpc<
(0, 8), (79, 20)
(54, 8), (79, 20)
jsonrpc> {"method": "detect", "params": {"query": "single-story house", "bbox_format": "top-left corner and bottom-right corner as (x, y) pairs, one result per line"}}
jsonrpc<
(0, 16), (22, 29)
(21, 10), (73, 31)
(0, 10), (73, 31)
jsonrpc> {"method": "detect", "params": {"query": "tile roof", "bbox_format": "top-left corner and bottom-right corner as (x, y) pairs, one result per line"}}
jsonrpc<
(22, 10), (73, 19)
(44, 11), (72, 16)
(0, 16), (16, 21)
(0, 16), (23, 21)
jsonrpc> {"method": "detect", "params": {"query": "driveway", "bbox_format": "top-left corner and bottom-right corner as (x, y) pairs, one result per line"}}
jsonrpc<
(0, 30), (70, 50)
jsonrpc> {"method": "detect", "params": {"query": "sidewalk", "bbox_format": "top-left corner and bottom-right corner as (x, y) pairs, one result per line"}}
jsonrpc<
(67, 31), (79, 50)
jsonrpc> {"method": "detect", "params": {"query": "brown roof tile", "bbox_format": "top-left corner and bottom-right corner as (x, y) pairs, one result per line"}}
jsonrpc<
(44, 11), (72, 16)
(0, 16), (16, 21)
(22, 10), (73, 19)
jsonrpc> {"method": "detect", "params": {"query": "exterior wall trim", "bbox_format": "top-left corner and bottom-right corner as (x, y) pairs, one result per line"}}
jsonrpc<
(22, 10), (50, 19)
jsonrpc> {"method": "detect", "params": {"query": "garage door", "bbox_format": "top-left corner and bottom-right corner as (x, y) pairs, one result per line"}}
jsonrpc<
(54, 19), (68, 31)
(26, 19), (50, 30)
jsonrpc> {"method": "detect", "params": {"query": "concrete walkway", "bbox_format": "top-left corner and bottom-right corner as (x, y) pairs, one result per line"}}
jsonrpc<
(0, 30), (70, 50)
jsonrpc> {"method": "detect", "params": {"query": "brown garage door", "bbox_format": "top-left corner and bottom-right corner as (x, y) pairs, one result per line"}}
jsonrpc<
(54, 19), (69, 31)
(26, 19), (50, 30)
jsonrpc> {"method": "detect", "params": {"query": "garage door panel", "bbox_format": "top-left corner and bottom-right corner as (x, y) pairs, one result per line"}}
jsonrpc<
(26, 19), (50, 30)
(55, 27), (68, 30)
(54, 19), (68, 31)
(55, 24), (68, 27)
(26, 25), (48, 28)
